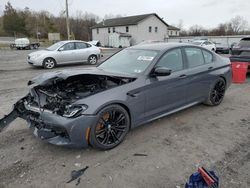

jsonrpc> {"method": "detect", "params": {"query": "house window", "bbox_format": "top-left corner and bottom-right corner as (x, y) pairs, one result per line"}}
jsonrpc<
(97, 28), (99, 34)
(155, 27), (158, 32)
(113, 27), (115, 33)
(170, 31), (173, 35)
(126, 26), (129, 32)
(108, 28), (110, 33)
(176, 31), (178, 35)
(149, 26), (152, 33)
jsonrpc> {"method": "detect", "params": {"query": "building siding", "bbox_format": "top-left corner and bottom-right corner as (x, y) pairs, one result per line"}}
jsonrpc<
(92, 15), (169, 47)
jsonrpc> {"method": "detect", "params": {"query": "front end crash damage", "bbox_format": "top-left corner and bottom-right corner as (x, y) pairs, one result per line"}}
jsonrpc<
(0, 72), (135, 147)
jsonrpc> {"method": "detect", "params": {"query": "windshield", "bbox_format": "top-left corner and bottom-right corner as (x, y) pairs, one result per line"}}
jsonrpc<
(98, 49), (158, 75)
(192, 41), (202, 45)
(47, 41), (65, 51)
(238, 40), (250, 47)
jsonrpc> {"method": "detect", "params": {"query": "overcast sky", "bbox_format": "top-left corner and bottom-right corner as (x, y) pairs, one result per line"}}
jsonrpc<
(1, 0), (250, 29)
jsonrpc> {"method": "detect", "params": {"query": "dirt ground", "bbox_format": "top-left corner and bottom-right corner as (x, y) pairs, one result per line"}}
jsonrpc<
(0, 49), (249, 188)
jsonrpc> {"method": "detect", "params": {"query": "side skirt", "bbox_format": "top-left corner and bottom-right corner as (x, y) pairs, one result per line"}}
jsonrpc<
(135, 101), (200, 128)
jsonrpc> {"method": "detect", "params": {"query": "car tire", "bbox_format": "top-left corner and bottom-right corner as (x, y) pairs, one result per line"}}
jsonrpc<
(204, 78), (226, 106)
(33, 44), (38, 49)
(90, 104), (130, 150)
(43, 58), (56, 69)
(88, 55), (97, 65)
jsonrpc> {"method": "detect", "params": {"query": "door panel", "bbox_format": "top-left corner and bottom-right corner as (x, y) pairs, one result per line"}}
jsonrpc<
(184, 47), (216, 103)
(143, 48), (188, 119)
(55, 42), (76, 64)
(144, 70), (189, 119)
(74, 42), (89, 62)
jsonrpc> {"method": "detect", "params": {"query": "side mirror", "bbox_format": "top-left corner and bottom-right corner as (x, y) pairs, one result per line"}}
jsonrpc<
(58, 47), (64, 51)
(151, 67), (172, 77)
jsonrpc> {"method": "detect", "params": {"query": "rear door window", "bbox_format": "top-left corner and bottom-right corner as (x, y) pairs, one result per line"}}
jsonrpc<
(185, 48), (205, 68)
(202, 50), (213, 64)
(75, 42), (87, 49)
(156, 48), (183, 72)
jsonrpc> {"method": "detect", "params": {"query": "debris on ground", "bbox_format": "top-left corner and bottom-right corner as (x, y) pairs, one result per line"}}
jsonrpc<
(66, 166), (89, 183)
(133, 153), (148, 156)
(13, 159), (22, 164)
(76, 155), (81, 159)
(75, 178), (81, 186)
(18, 138), (25, 142)
(185, 167), (219, 188)
(74, 163), (81, 167)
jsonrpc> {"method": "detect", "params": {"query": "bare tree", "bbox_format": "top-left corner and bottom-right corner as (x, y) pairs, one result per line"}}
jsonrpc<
(229, 15), (248, 34)
(188, 25), (205, 36)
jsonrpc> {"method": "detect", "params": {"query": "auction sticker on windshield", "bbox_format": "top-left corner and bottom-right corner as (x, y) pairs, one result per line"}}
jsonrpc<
(137, 56), (154, 61)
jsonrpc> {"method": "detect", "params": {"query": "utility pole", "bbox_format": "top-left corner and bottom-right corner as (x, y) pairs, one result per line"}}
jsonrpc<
(65, 0), (70, 40)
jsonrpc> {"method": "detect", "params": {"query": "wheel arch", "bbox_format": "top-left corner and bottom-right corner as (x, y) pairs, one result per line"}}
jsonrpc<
(43, 57), (57, 64)
(95, 102), (132, 129)
(219, 75), (227, 85)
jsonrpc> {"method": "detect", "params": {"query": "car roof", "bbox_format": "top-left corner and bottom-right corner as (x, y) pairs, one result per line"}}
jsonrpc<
(240, 37), (250, 41)
(192, 40), (206, 43)
(60, 40), (87, 44)
(129, 42), (192, 51)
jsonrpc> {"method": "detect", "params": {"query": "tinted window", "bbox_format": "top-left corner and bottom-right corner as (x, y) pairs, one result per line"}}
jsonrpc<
(204, 41), (212, 45)
(185, 48), (204, 68)
(61, 42), (75, 51)
(75, 42), (87, 49)
(157, 48), (183, 72)
(239, 40), (250, 47)
(202, 50), (213, 64)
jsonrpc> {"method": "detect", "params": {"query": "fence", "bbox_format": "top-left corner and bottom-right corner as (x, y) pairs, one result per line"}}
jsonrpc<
(166, 35), (250, 46)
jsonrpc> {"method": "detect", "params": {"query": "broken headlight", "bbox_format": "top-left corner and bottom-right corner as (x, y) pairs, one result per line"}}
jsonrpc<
(63, 105), (88, 118)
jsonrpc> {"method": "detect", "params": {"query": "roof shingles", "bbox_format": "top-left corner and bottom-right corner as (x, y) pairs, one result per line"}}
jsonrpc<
(92, 13), (169, 29)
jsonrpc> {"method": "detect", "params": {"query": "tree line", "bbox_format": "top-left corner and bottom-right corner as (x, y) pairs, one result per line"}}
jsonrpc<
(0, 2), (249, 40)
(176, 16), (250, 36)
(0, 2), (100, 41)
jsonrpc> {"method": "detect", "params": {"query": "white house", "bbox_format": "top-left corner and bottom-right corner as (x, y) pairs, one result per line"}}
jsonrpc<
(168, 25), (180, 37)
(91, 13), (180, 47)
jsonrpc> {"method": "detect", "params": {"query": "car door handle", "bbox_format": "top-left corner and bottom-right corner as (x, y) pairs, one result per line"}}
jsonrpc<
(208, 66), (213, 70)
(179, 74), (187, 78)
(127, 92), (140, 97)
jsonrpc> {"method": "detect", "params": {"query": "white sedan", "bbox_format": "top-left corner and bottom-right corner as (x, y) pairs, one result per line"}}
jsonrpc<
(28, 40), (101, 69)
(192, 40), (216, 51)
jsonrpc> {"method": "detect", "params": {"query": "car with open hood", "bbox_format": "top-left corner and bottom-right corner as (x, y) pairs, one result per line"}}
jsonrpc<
(0, 43), (232, 150)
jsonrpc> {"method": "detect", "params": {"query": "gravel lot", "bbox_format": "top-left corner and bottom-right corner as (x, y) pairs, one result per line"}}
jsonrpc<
(0, 49), (249, 188)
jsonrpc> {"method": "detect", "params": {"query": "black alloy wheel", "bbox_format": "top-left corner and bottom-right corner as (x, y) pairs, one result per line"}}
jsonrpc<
(205, 78), (226, 106)
(90, 105), (130, 150)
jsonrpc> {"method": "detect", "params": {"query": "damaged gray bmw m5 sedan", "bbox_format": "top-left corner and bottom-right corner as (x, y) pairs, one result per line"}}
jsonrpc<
(0, 43), (232, 150)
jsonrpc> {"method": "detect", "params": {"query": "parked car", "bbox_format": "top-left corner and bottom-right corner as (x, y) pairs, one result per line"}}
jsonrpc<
(231, 37), (250, 57)
(192, 40), (216, 51)
(0, 43), (232, 149)
(10, 38), (40, 50)
(28, 40), (101, 69)
(215, 43), (230, 54)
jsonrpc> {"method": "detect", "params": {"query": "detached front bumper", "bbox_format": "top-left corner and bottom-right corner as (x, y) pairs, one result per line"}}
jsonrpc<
(0, 99), (98, 148)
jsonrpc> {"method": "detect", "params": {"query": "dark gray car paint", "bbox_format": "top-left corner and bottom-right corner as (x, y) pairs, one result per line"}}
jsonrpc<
(0, 43), (232, 148)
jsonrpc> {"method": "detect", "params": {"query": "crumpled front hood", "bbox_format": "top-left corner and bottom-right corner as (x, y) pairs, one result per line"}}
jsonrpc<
(28, 67), (137, 86)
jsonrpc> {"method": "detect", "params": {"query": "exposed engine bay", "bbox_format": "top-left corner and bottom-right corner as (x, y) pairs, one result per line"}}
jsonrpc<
(26, 74), (134, 116)
(0, 74), (135, 133)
